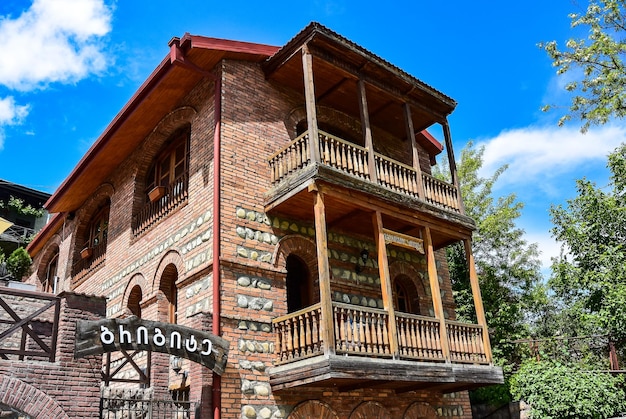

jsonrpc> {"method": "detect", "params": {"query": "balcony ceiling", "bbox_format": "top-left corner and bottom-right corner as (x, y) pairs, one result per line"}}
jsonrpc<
(263, 23), (456, 153)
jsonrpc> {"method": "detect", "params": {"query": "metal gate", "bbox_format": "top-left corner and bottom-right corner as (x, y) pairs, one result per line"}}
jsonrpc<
(100, 387), (199, 419)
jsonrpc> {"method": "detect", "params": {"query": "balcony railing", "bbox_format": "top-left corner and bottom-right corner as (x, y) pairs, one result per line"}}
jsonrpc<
(273, 303), (489, 366)
(268, 130), (460, 213)
(72, 237), (107, 281)
(133, 173), (189, 236)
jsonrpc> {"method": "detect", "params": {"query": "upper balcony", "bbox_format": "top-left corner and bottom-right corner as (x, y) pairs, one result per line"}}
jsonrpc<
(268, 129), (461, 216)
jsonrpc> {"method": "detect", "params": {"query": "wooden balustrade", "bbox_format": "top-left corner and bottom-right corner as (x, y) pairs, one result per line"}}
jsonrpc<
(133, 173), (189, 236)
(319, 131), (369, 180)
(422, 173), (460, 212)
(333, 302), (391, 357)
(374, 153), (420, 197)
(267, 130), (460, 213)
(273, 303), (489, 365)
(273, 303), (322, 364)
(446, 320), (488, 364)
(395, 312), (445, 361)
(72, 237), (108, 280)
(268, 133), (310, 184)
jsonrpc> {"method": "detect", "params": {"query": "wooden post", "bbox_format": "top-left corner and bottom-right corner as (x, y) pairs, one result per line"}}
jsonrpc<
(358, 79), (377, 181)
(442, 120), (465, 214)
(302, 45), (320, 164)
(372, 211), (399, 358)
(404, 103), (425, 198)
(424, 226), (450, 362)
(464, 238), (493, 363)
(311, 184), (335, 355)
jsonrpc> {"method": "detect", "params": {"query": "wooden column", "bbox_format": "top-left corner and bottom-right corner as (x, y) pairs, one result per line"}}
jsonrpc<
(404, 103), (425, 198)
(311, 184), (335, 355)
(302, 45), (321, 164)
(423, 226), (450, 362)
(372, 211), (399, 358)
(442, 119), (465, 214)
(358, 79), (377, 181)
(464, 238), (493, 363)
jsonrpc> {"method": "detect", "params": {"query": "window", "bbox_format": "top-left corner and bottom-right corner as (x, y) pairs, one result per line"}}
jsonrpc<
(43, 251), (58, 293)
(146, 128), (189, 199)
(393, 275), (420, 315)
(87, 205), (109, 250)
(133, 127), (190, 235)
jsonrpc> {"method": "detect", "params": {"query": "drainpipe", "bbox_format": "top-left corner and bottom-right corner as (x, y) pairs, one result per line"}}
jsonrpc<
(169, 37), (222, 419)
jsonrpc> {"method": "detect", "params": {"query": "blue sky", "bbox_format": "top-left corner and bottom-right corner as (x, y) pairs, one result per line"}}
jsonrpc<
(0, 0), (622, 275)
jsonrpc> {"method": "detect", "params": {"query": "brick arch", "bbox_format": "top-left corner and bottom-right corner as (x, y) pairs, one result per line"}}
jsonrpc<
(273, 234), (318, 279)
(0, 375), (69, 419)
(285, 105), (362, 142)
(349, 401), (391, 419)
(389, 260), (430, 315)
(35, 234), (61, 290)
(122, 273), (148, 317)
(403, 402), (437, 419)
(152, 250), (185, 292)
(134, 106), (197, 183)
(288, 400), (338, 419)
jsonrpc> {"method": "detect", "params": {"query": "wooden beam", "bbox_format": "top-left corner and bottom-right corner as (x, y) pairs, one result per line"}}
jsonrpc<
(404, 103), (425, 198)
(373, 211), (399, 357)
(302, 45), (321, 163)
(424, 226), (450, 362)
(307, 45), (451, 121)
(312, 186), (335, 355)
(442, 120), (464, 215)
(464, 239), (493, 364)
(358, 79), (377, 181)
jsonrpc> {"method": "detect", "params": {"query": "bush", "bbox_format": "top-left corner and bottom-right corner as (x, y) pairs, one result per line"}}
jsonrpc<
(6, 247), (32, 280)
(510, 359), (626, 419)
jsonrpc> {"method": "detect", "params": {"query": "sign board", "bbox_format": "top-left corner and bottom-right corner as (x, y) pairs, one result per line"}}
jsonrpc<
(382, 228), (424, 254)
(75, 316), (229, 375)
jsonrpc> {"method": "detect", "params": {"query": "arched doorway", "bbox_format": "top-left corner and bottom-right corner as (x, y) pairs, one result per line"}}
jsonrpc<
(286, 254), (313, 312)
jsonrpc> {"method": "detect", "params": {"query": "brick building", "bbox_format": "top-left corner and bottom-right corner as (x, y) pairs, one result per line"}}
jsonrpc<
(4, 22), (502, 418)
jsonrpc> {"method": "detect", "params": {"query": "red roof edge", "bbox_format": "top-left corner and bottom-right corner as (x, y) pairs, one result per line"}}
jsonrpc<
(182, 34), (280, 56)
(420, 129), (444, 154)
(44, 54), (174, 212)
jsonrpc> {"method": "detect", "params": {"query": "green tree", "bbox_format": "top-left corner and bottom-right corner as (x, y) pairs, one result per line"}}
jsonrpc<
(6, 247), (32, 281)
(540, 0), (626, 132)
(549, 143), (626, 343)
(441, 142), (543, 403)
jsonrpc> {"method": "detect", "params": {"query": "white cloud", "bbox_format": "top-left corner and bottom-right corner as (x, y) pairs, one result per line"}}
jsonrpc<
(475, 124), (625, 191)
(0, 96), (30, 150)
(0, 0), (113, 90)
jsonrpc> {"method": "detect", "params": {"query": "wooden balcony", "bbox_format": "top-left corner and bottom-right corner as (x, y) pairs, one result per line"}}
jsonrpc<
(268, 131), (461, 214)
(270, 302), (501, 392)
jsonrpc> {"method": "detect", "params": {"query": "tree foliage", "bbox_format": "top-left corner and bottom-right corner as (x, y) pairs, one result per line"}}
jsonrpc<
(540, 0), (626, 132)
(548, 143), (626, 342)
(5, 247), (32, 281)
(0, 196), (45, 218)
(444, 142), (542, 369)
(510, 359), (626, 419)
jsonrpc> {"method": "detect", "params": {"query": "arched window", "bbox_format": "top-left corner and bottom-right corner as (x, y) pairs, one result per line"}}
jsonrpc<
(286, 254), (313, 313)
(159, 265), (178, 323)
(393, 274), (420, 315)
(145, 127), (189, 202)
(134, 127), (190, 235)
(128, 285), (142, 318)
(43, 251), (58, 293)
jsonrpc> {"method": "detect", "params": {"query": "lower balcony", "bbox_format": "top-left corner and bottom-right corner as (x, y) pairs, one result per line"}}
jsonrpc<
(270, 303), (503, 392)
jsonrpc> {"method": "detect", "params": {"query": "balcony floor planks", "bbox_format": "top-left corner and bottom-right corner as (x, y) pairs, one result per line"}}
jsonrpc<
(269, 354), (504, 392)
